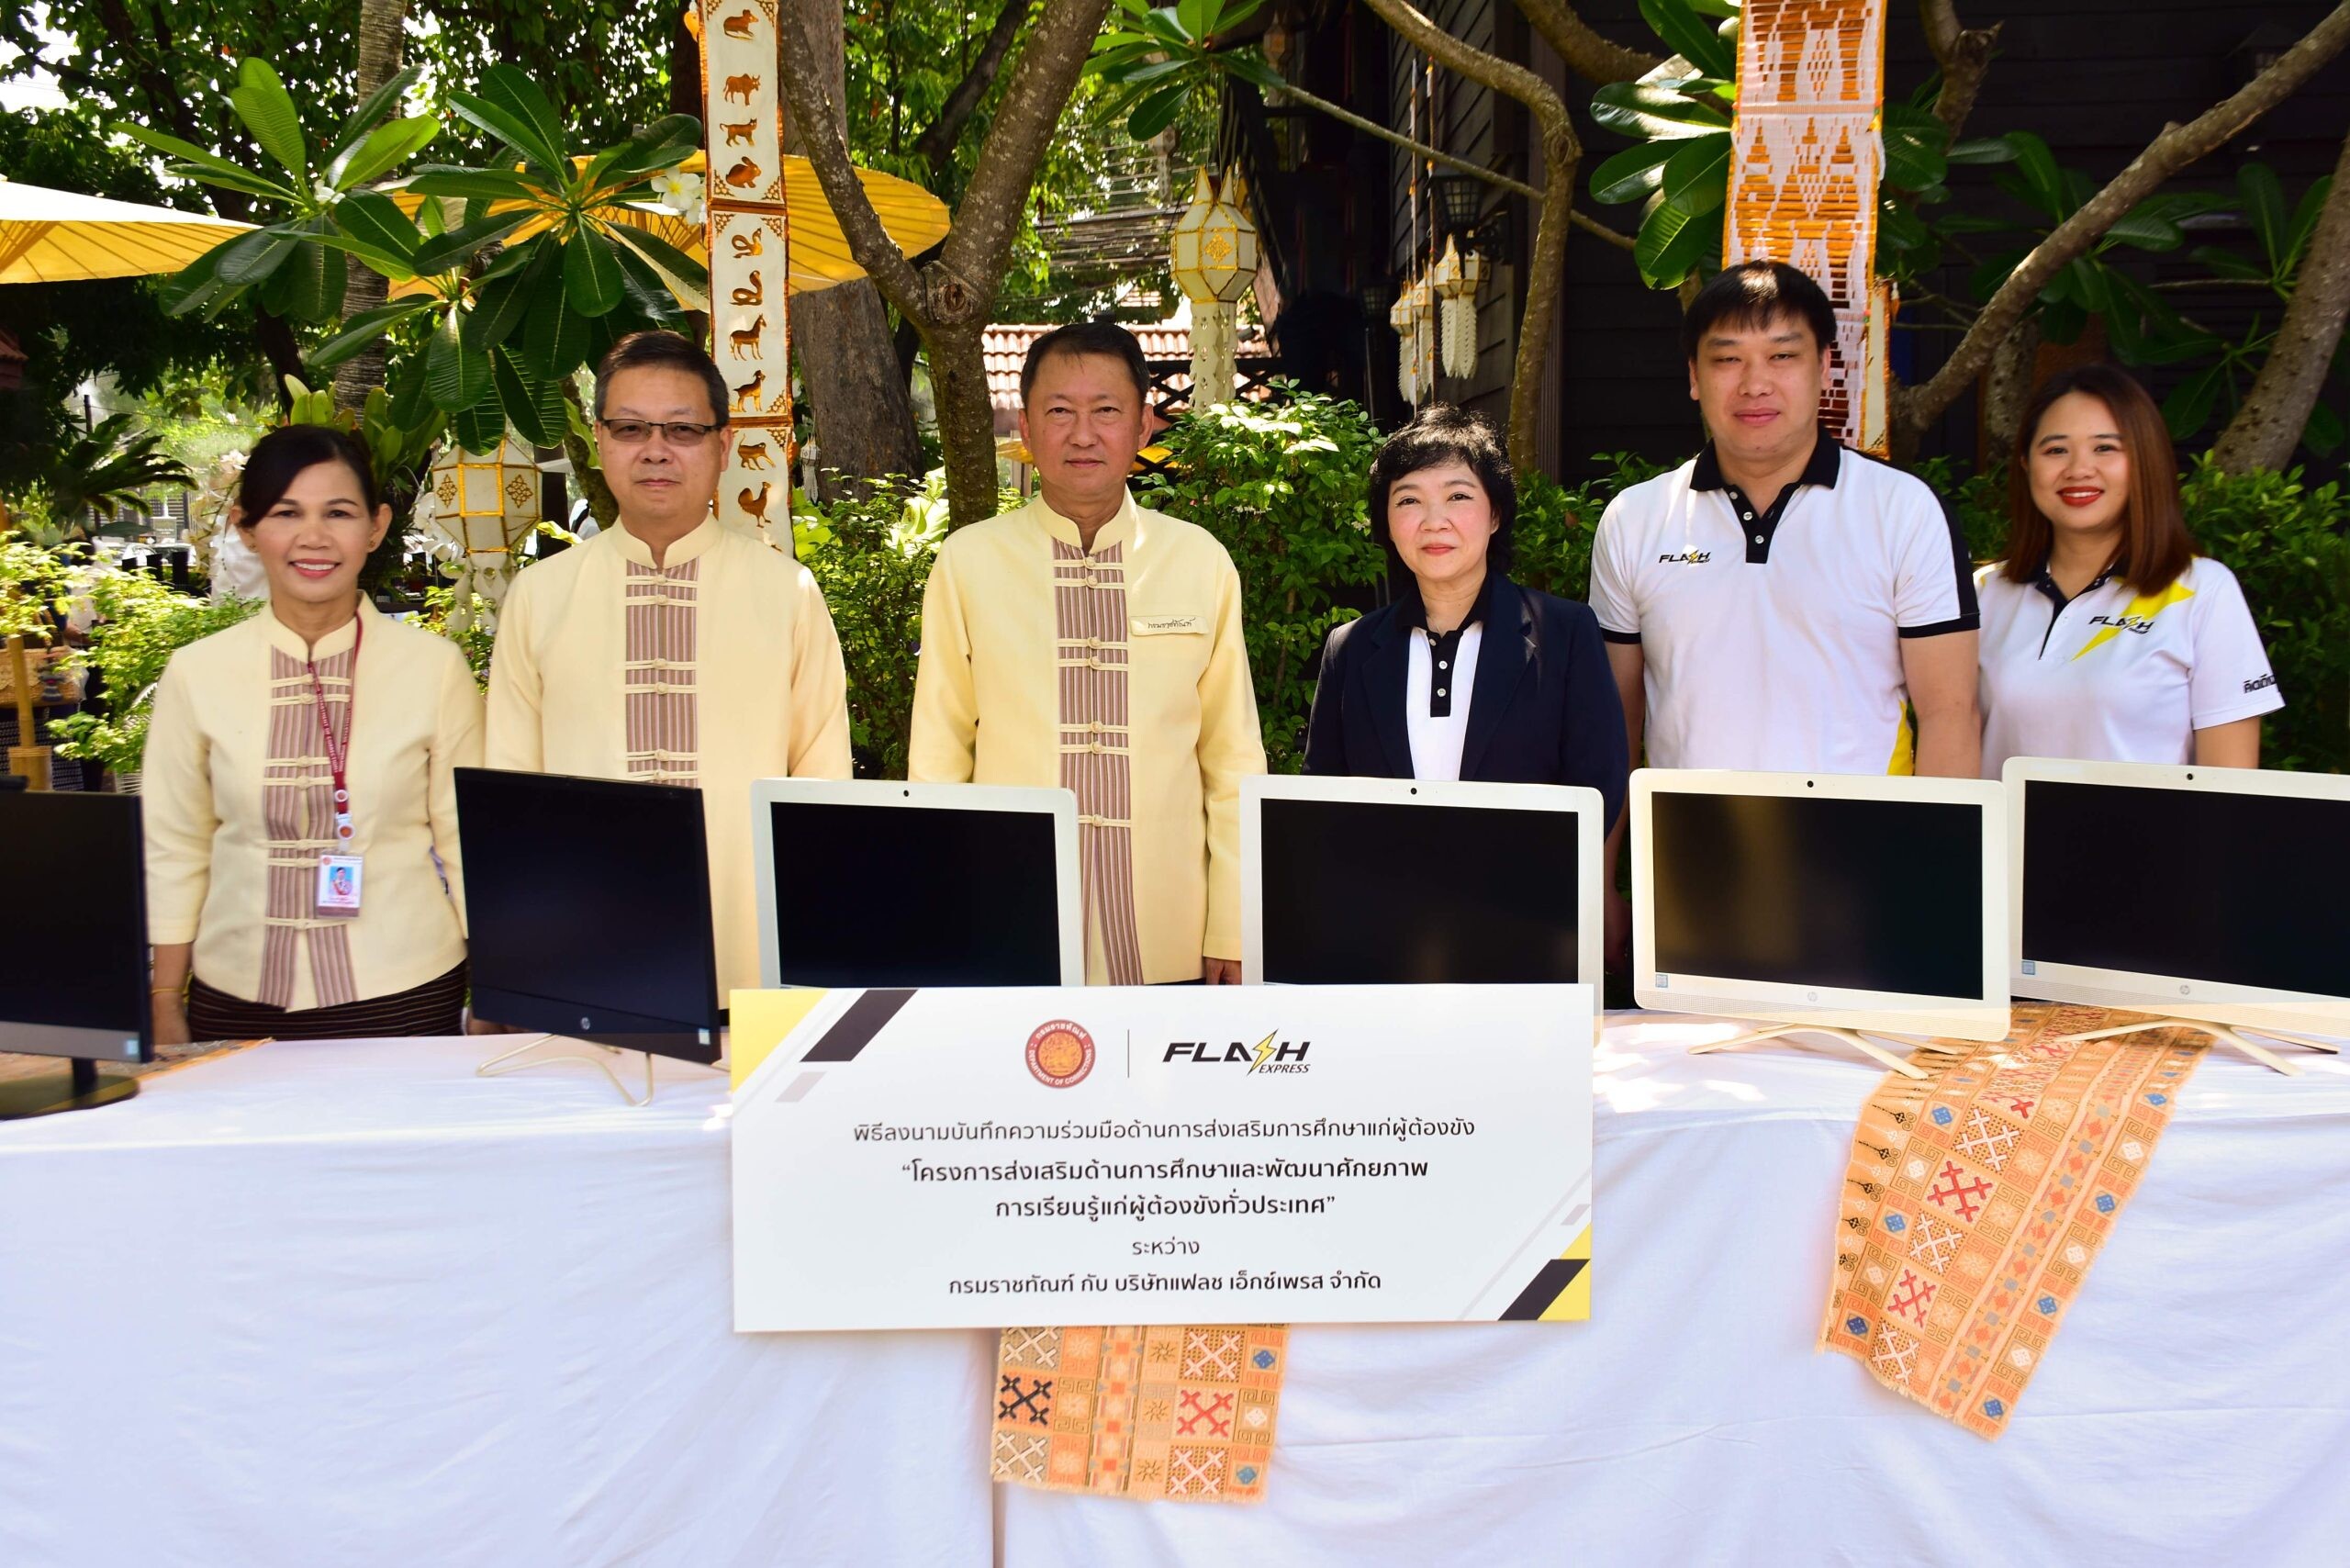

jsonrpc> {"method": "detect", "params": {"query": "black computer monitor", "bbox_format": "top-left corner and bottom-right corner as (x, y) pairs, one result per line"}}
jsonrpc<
(750, 780), (1082, 987)
(1630, 770), (2009, 1043)
(2006, 758), (2350, 1041)
(455, 768), (721, 1062)
(1242, 777), (1606, 985)
(0, 790), (151, 1118)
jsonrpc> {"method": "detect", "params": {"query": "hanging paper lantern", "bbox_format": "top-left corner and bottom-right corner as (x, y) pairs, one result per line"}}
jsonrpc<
(1432, 237), (1476, 380)
(427, 433), (540, 632)
(1389, 281), (1420, 407)
(1170, 166), (1259, 407)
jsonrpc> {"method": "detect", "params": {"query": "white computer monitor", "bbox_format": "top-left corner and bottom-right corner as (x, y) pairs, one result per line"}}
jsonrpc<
(750, 779), (1083, 988)
(1631, 769), (2009, 1073)
(2004, 756), (2350, 1070)
(1242, 775), (1606, 988)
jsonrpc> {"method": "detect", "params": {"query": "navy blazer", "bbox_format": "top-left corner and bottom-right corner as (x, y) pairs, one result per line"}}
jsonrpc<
(1302, 572), (1630, 831)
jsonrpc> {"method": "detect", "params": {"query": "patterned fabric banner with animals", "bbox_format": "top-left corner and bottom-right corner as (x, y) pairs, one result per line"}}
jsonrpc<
(993, 1325), (1286, 1504)
(1821, 1003), (2206, 1438)
(1725, 0), (1890, 453)
(693, 0), (792, 544)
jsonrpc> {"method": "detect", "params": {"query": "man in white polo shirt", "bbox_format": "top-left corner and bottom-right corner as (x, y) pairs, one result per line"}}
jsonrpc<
(1593, 261), (1980, 775)
(1590, 261), (1980, 955)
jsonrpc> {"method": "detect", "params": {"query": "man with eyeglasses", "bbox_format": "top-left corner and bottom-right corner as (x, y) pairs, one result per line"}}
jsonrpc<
(910, 321), (1264, 984)
(486, 330), (850, 994)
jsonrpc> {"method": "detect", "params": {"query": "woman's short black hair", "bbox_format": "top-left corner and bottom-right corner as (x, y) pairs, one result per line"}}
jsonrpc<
(1680, 260), (1838, 363)
(1367, 404), (1516, 574)
(235, 423), (382, 526)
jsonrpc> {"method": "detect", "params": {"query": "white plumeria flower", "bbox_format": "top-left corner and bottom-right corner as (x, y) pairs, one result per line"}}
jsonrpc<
(312, 179), (342, 207)
(652, 168), (705, 224)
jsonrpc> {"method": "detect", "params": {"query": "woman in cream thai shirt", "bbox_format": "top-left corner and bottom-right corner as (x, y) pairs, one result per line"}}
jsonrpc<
(144, 425), (482, 1041)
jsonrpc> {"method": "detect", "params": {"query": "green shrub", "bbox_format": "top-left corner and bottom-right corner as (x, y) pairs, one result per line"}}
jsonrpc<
(2177, 458), (2349, 773)
(1133, 394), (1388, 771)
(1514, 453), (1670, 602)
(49, 572), (263, 778)
(1910, 454), (2011, 564)
(791, 473), (968, 779)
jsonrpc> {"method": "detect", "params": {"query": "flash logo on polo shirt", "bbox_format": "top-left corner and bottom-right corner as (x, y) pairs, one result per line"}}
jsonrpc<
(2073, 579), (2195, 661)
(1656, 549), (1712, 565)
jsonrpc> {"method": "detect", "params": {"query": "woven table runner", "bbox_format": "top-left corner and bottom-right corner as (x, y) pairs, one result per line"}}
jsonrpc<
(1821, 1003), (2205, 1437)
(991, 1324), (1286, 1503)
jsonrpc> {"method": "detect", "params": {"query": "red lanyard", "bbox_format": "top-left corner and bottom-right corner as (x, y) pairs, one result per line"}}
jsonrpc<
(307, 613), (362, 845)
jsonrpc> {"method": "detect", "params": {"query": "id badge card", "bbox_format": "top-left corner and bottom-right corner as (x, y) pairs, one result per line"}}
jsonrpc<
(316, 854), (364, 913)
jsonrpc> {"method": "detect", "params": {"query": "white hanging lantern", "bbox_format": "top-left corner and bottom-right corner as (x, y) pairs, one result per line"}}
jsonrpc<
(1388, 282), (1418, 406)
(1392, 273), (1437, 406)
(1169, 166), (1259, 408)
(427, 432), (540, 631)
(1431, 237), (1470, 379)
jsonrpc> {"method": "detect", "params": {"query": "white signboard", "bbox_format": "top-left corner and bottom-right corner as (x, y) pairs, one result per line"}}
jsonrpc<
(731, 985), (1594, 1330)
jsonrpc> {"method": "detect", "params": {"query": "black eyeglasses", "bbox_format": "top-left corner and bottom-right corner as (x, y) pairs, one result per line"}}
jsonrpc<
(599, 418), (721, 444)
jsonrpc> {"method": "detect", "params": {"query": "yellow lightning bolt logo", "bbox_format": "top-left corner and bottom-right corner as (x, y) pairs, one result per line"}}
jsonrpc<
(2073, 579), (2193, 660)
(1247, 1031), (1279, 1072)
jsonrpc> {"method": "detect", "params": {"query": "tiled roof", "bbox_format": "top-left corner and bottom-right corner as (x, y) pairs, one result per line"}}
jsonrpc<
(983, 312), (1271, 419)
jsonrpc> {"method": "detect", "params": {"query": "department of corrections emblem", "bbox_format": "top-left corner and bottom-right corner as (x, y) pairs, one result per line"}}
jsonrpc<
(1025, 1020), (1095, 1088)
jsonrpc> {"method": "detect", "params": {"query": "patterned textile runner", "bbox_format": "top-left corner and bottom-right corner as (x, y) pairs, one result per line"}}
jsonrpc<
(260, 645), (358, 1009)
(992, 1324), (1285, 1504)
(1821, 1003), (2204, 1438)
(1051, 540), (1145, 985)
(622, 559), (699, 787)
(1725, 0), (1893, 453)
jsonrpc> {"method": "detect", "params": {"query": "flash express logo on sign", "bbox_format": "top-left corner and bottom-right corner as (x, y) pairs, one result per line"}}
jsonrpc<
(1025, 1020), (1095, 1088)
(1164, 1033), (1312, 1074)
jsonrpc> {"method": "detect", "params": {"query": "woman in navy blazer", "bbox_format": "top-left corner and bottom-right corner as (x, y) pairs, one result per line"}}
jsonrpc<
(1303, 406), (1629, 830)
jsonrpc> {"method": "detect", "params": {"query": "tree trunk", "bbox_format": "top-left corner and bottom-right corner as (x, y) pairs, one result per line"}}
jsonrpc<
(926, 322), (1000, 527)
(779, 0), (923, 496)
(1512, 0), (1660, 84)
(1919, 1), (2000, 137)
(333, 0), (409, 412)
(562, 419), (619, 529)
(776, 0), (1111, 527)
(1357, 0), (1583, 476)
(1978, 314), (2042, 478)
(2211, 126), (2350, 474)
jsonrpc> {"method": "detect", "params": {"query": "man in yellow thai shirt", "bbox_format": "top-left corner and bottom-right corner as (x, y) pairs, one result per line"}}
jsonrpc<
(486, 330), (851, 995)
(911, 322), (1265, 983)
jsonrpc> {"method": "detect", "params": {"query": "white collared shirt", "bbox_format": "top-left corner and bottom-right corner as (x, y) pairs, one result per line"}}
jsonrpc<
(1404, 623), (1484, 781)
(1976, 555), (2281, 777)
(1589, 438), (1976, 774)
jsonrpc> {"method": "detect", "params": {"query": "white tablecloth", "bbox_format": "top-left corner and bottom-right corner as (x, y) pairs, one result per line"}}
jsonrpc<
(0, 1038), (995, 1568)
(5, 1020), (2346, 1568)
(1002, 1018), (2350, 1567)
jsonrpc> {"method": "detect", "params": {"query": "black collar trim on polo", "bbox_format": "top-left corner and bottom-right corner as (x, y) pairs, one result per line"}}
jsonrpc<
(2027, 559), (2121, 656)
(1396, 569), (1495, 717)
(1692, 428), (1841, 564)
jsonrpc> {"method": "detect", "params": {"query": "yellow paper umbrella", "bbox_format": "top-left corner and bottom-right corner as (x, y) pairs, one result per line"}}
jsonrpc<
(0, 177), (254, 285)
(388, 153), (948, 304)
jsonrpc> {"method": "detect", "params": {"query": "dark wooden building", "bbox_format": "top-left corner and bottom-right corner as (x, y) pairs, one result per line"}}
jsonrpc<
(1233, 1), (2350, 483)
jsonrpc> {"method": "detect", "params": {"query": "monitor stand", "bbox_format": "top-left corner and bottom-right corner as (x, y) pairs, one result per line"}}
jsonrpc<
(476, 1035), (656, 1106)
(2060, 1017), (2342, 1077)
(1690, 1025), (1930, 1080)
(0, 1058), (141, 1120)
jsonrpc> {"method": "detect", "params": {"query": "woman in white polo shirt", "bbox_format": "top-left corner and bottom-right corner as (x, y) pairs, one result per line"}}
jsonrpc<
(1977, 364), (2281, 777)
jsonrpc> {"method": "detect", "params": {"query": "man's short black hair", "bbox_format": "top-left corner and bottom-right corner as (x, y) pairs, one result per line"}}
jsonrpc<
(594, 330), (731, 426)
(1020, 319), (1151, 409)
(1367, 404), (1516, 575)
(1681, 261), (1837, 363)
